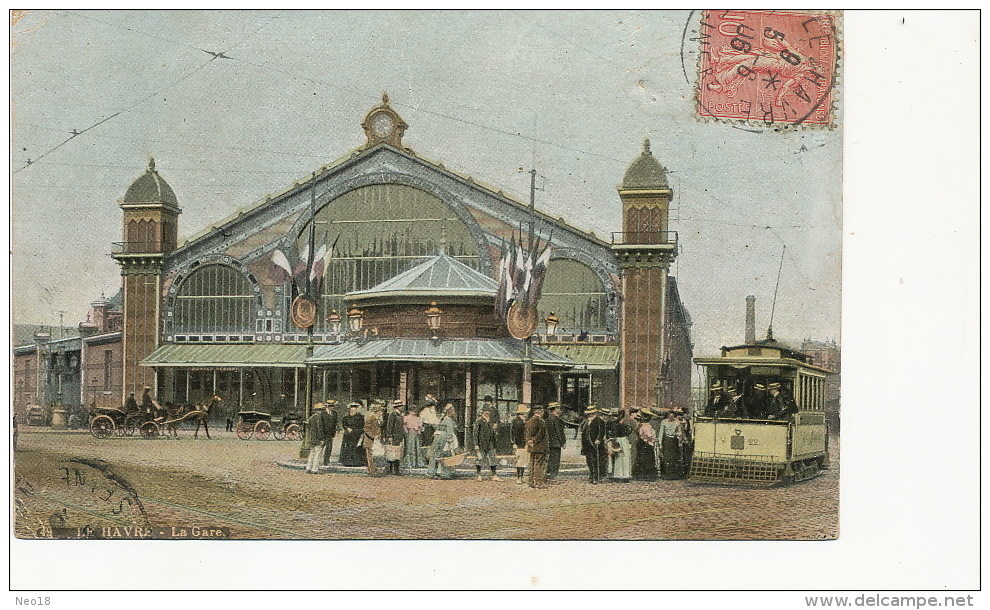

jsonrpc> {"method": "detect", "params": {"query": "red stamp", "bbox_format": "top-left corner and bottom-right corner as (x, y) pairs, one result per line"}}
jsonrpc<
(696, 10), (839, 128)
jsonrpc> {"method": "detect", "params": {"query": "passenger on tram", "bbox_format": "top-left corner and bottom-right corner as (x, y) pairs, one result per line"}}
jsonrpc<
(704, 383), (727, 417)
(748, 383), (769, 419)
(721, 385), (748, 418)
(766, 382), (799, 420)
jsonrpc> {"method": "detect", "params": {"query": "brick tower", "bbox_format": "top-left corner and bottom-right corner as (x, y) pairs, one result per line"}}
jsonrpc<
(613, 140), (678, 408)
(110, 158), (180, 402)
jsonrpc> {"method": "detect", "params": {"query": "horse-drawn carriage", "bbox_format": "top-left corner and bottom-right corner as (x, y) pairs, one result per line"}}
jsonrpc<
(235, 411), (302, 441)
(88, 406), (156, 439)
(89, 395), (221, 440)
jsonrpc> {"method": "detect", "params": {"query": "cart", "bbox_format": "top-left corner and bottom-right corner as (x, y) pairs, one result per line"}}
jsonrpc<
(235, 411), (302, 441)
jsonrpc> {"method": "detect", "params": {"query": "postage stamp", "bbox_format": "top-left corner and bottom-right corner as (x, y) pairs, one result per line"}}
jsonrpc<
(695, 10), (840, 128)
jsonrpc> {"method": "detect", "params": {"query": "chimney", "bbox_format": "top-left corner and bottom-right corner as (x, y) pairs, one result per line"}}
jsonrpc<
(745, 295), (756, 344)
(91, 295), (110, 333)
(78, 313), (99, 338)
(33, 327), (51, 345)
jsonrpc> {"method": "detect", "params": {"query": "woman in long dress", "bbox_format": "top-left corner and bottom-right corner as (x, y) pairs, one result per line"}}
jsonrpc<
(339, 403), (365, 467)
(402, 407), (424, 469)
(610, 412), (634, 482)
(632, 412), (658, 481)
(659, 410), (684, 479)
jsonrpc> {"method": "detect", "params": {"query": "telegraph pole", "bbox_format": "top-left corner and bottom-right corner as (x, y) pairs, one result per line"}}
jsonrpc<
(521, 169), (537, 404)
(300, 177), (318, 459)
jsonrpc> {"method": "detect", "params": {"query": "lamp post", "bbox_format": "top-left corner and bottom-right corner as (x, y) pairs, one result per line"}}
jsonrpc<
(544, 312), (559, 337)
(327, 308), (342, 336)
(347, 305), (364, 334)
(425, 302), (443, 340)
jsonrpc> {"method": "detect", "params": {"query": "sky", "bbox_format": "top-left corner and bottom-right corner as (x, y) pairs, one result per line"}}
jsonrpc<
(10, 10), (842, 358)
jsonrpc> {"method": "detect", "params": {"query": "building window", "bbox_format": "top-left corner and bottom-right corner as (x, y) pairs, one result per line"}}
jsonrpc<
(540, 259), (608, 333)
(173, 263), (256, 333)
(104, 349), (112, 390)
(296, 184), (480, 332)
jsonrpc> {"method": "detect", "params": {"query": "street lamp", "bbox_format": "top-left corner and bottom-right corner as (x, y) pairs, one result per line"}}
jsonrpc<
(544, 312), (559, 336)
(425, 302), (443, 330)
(347, 305), (364, 333)
(326, 308), (342, 334)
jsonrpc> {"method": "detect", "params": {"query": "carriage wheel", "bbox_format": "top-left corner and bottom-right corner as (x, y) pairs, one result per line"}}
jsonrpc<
(140, 422), (160, 439)
(272, 425), (286, 441)
(90, 415), (115, 439)
(114, 422), (128, 437)
(284, 423), (301, 441)
(254, 420), (272, 440)
(124, 421), (137, 437)
(236, 421), (253, 440)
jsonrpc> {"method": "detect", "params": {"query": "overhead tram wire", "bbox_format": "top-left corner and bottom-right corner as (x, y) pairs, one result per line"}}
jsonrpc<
(60, 10), (630, 167)
(18, 121), (330, 161)
(30, 11), (636, 177)
(15, 11), (285, 175)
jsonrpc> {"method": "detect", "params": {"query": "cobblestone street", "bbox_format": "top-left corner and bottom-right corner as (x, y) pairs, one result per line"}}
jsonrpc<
(14, 428), (838, 541)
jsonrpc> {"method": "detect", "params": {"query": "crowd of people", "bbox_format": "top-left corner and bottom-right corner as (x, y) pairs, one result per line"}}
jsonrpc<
(579, 404), (692, 483)
(302, 397), (693, 485)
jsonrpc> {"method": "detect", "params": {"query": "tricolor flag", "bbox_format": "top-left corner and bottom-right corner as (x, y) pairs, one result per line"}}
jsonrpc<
(292, 243), (310, 281)
(271, 250), (293, 285)
(526, 240), (553, 303)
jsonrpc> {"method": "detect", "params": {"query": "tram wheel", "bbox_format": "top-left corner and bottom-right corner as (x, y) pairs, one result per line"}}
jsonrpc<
(235, 421), (253, 440)
(254, 420), (272, 441)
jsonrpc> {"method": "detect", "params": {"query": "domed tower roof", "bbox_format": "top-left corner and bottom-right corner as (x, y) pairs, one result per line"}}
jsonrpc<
(122, 158), (178, 206)
(622, 139), (669, 189)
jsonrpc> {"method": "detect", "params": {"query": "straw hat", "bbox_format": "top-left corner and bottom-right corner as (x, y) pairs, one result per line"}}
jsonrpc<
(583, 406), (599, 415)
(515, 404), (531, 415)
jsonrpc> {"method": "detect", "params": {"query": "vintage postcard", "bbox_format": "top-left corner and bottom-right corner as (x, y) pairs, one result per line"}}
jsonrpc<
(9, 9), (975, 594)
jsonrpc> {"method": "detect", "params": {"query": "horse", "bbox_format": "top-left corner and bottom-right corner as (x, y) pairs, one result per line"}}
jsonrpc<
(164, 395), (221, 439)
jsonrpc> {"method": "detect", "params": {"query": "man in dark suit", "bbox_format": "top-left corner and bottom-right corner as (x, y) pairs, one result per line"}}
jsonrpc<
(545, 402), (567, 481)
(579, 406), (607, 484)
(524, 405), (549, 489)
(321, 400), (340, 467)
(473, 408), (500, 481)
(383, 401), (405, 475)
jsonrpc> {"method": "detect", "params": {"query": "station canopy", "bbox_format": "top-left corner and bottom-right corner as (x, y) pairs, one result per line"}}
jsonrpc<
(308, 337), (573, 367)
(141, 344), (308, 368)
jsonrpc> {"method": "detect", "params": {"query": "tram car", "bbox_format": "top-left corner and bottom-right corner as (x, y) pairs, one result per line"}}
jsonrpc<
(689, 337), (831, 485)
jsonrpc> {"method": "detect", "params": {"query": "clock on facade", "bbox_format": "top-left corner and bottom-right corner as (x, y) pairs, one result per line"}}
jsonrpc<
(361, 92), (407, 149)
(371, 112), (395, 138)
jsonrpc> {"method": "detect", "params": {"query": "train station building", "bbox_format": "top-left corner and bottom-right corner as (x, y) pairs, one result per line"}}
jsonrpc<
(13, 96), (694, 431)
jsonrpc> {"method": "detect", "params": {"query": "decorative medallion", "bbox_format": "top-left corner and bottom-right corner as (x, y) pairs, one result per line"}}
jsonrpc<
(290, 295), (318, 329)
(506, 301), (539, 340)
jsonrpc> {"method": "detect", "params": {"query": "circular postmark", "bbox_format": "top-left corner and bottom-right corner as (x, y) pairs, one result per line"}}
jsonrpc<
(682, 9), (839, 129)
(15, 457), (149, 539)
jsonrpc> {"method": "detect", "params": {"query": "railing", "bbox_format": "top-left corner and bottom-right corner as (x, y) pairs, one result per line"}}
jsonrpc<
(111, 241), (163, 254)
(611, 231), (678, 246)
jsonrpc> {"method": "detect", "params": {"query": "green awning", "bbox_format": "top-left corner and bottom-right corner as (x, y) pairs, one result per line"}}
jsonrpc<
(141, 344), (308, 368)
(543, 344), (619, 370)
(309, 338), (573, 368)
